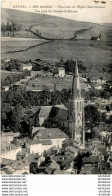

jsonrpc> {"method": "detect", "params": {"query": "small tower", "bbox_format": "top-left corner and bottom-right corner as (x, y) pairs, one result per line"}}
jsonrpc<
(69, 58), (85, 147)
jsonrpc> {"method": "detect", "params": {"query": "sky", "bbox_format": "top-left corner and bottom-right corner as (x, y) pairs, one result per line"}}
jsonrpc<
(1, 0), (112, 23)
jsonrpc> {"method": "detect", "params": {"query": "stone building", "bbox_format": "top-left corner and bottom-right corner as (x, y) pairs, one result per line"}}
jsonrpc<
(58, 67), (65, 77)
(69, 59), (85, 148)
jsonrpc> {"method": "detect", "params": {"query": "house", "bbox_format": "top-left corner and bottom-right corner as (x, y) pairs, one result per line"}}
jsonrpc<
(22, 63), (32, 71)
(1, 142), (22, 160)
(91, 33), (101, 41)
(26, 140), (42, 155)
(30, 158), (60, 174)
(1, 134), (14, 143)
(17, 149), (29, 160)
(94, 84), (102, 90)
(32, 127), (68, 148)
(45, 160), (60, 174)
(53, 169), (66, 174)
(26, 139), (53, 155)
(1, 154), (44, 174)
(10, 161), (30, 174)
(58, 67), (65, 77)
(91, 77), (106, 85)
(12, 138), (27, 147)
(53, 154), (74, 170)
(82, 156), (99, 167)
(1, 132), (20, 143)
(80, 165), (100, 174)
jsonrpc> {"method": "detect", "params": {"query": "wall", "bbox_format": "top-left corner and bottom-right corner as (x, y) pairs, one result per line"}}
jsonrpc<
(23, 66), (32, 71)
(1, 136), (14, 143)
(1, 147), (22, 160)
(59, 70), (65, 77)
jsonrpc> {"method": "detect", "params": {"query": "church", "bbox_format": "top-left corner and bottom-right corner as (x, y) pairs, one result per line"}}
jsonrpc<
(69, 58), (85, 148)
(30, 58), (85, 149)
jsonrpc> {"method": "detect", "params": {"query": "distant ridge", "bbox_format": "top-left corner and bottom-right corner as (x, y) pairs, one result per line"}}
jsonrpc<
(2, 8), (112, 40)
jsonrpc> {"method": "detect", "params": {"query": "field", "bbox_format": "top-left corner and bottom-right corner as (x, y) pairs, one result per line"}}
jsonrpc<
(1, 37), (49, 53)
(1, 70), (22, 84)
(2, 9), (112, 41)
(1, 39), (112, 80)
(1, 8), (112, 80)
(26, 75), (89, 92)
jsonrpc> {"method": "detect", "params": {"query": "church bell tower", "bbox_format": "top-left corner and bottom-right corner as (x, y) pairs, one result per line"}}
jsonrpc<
(69, 58), (85, 146)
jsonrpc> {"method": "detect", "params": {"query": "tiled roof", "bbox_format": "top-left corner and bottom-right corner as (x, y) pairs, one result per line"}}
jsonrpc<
(45, 160), (60, 169)
(53, 155), (74, 166)
(62, 139), (79, 148)
(33, 128), (68, 140)
(53, 169), (66, 174)
(80, 165), (100, 174)
(83, 156), (99, 164)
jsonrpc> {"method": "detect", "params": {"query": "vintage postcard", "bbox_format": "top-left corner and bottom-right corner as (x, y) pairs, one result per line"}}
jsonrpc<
(1, 0), (112, 175)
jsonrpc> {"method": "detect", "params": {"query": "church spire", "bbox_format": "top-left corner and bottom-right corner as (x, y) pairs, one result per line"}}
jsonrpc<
(72, 58), (81, 99)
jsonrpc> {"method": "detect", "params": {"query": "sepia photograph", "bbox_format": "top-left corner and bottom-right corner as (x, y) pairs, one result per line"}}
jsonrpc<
(1, 0), (112, 175)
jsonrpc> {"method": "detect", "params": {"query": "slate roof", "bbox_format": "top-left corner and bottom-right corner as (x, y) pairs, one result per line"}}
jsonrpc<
(33, 128), (68, 140)
(39, 106), (52, 118)
(54, 105), (68, 110)
(55, 109), (68, 121)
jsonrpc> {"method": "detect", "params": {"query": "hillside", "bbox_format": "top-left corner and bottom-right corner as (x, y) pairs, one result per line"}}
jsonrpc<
(1, 8), (112, 80)
(2, 8), (112, 40)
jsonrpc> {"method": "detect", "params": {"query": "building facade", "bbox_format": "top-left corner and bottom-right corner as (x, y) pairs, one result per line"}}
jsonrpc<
(58, 67), (65, 77)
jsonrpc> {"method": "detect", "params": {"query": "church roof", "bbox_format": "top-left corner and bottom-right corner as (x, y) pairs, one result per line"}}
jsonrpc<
(39, 106), (52, 118)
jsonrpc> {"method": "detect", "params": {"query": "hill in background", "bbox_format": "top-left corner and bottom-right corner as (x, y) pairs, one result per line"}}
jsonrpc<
(1, 8), (112, 80)
(2, 8), (112, 41)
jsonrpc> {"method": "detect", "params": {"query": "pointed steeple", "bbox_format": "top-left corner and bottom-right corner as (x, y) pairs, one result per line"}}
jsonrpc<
(72, 58), (81, 99)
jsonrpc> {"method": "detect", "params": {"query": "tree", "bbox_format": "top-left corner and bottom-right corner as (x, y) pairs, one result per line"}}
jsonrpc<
(10, 103), (23, 131)
(20, 121), (32, 137)
(85, 105), (101, 128)
(100, 90), (110, 99)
